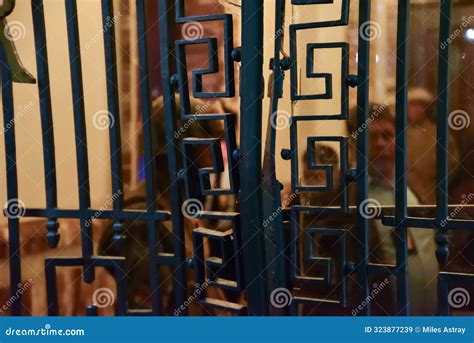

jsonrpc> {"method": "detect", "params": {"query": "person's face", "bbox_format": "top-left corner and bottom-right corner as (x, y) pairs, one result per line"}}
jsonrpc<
(368, 118), (395, 172)
(408, 102), (427, 123)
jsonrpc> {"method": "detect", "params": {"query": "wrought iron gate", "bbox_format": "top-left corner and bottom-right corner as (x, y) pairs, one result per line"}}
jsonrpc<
(1, 0), (473, 316)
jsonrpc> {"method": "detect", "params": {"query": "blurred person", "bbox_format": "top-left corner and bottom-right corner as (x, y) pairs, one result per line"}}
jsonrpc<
(348, 104), (439, 315)
(99, 95), (234, 315)
(406, 87), (460, 204)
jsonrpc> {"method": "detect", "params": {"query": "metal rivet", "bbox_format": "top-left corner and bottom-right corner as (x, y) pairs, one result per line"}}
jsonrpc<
(345, 169), (357, 183)
(281, 149), (292, 160)
(280, 58), (292, 71)
(170, 74), (179, 86)
(232, 149), (240, 161)
(346, 74), (358, 88)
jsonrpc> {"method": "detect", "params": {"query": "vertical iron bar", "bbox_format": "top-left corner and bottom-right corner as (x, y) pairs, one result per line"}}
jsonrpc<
(158, 0), (187, 314)
(438, 275), (449, 315)
(239, 0), (268, 315)
(32, 0), (60, 248)
(136, 0), (161, 314)
(65, 0), (94, 282)
(86, 305), (99, 316)
(436, 0), (452, 312)
(101, 0), (125, 244)
(114, 261), (128, 315)
(394, 0), (410, 316)
(45, 261), (58, 315)
(355, 0), (371, 316)
(1, 46), (22, 316)
(436, 1), (451, 221)
(265, 0), (288, 315)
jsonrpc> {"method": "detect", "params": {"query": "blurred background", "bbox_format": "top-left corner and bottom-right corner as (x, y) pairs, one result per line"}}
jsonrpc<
(0, 0), (472, 315)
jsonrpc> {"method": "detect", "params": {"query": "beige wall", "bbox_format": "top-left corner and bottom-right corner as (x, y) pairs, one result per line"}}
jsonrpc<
(262, 0), (348, 184)
(0, 0), (115, 225)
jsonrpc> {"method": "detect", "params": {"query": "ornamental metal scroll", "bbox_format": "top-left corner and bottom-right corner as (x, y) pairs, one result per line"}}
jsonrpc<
(0, 0), (35, 83)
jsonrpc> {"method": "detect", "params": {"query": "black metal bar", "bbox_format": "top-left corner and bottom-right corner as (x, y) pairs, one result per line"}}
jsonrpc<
(239, 0), (268, 315)
(101, 0), (125, 253)
(158, 0), (187, 314)
(355, 0), (371, 316)
(435, 0), (452, 314)
(45, 259), (59, 315)
(264, 0), (288, 315)
(64, 0), (94, 282)
(32, 0), (60, 248)
(435, 0), (452, 271)
(136, 0), (163, 314)
(394, 0), (410, 316)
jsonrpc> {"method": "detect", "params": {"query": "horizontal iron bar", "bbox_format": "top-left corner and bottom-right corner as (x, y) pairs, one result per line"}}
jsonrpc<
(285, 205), (474, 217)
(21, 208), (171, 222)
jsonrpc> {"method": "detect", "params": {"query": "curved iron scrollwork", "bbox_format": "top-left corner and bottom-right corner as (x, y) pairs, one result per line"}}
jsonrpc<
(267, 0), (352, 315)
(160, 0), (245, 314)
(0, 0), (35, 83)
